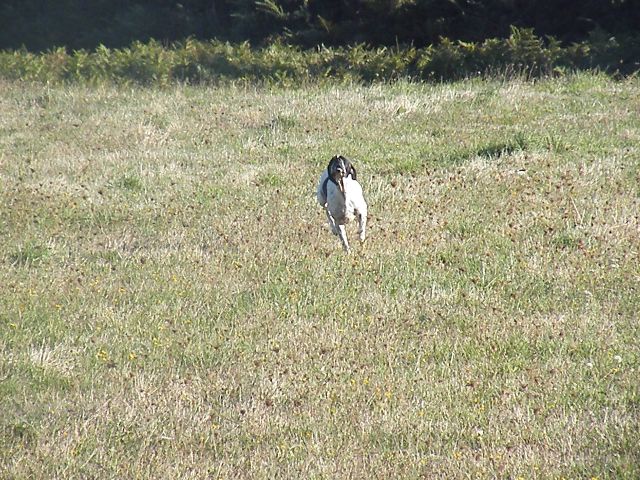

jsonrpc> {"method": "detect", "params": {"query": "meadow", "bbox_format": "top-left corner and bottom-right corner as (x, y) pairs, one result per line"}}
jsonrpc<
(1, 73), (639, 478)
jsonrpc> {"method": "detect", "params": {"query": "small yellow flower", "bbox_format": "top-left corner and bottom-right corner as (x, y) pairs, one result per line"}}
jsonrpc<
(129, 352), (137, 361)
(96, 349), (109, 361)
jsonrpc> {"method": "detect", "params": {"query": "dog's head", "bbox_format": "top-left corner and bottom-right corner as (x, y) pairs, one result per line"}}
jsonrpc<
(327, 155), (357, 193)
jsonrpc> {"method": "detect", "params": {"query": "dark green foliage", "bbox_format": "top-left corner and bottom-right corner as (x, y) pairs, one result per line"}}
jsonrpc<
(0, 1), (638, 85)
(0, 0), (639, 52)
(1, 29), (637, 86)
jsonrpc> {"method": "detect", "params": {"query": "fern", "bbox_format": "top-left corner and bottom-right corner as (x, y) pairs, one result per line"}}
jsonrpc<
(0, 33), (638, 85)
(255, 0), (287, 19)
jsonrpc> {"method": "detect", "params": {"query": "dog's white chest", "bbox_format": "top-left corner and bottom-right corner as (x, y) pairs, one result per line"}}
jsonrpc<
(329, 202), (355, 224)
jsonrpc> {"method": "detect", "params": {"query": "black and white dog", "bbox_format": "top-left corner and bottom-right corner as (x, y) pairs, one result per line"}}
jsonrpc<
(317, 155), (367, 253)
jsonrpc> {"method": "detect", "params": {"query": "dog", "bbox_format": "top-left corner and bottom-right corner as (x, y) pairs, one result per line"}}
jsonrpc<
(316, 155), (367, 253)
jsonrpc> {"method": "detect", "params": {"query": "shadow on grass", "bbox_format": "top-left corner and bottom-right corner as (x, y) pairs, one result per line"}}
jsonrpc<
(390, 133), (529, 174)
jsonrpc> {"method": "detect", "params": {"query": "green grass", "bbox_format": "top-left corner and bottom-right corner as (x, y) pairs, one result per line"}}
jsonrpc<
(1, 72), (639, 478)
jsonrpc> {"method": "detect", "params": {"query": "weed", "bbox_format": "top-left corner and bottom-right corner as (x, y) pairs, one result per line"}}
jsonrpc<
(9, 242), (49, 266)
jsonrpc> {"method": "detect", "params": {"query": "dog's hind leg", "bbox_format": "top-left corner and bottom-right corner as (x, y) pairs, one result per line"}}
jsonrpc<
(357, 210), (367, 242)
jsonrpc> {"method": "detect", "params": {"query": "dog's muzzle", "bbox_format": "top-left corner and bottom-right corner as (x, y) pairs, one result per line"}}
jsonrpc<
(335, 168), (345, 193)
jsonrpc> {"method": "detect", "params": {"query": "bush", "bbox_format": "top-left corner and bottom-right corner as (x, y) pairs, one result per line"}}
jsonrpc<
(0, 30), (638, 86)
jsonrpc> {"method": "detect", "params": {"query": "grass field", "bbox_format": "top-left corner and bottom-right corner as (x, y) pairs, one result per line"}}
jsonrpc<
(1, 73), (639, 478)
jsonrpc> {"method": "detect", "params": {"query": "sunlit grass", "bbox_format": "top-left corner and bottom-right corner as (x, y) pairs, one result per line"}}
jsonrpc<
(1, 73), (639, 478)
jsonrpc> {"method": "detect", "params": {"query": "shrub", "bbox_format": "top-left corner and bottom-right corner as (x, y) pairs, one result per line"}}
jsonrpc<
(0, 30), (638, 86)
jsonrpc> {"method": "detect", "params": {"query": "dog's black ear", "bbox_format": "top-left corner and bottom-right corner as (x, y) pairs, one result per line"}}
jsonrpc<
(328, 155), (340, 172)
(340, 155), (357, 180)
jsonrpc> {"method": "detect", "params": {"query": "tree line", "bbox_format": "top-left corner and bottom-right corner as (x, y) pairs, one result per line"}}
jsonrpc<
(1, 0), (638, 52)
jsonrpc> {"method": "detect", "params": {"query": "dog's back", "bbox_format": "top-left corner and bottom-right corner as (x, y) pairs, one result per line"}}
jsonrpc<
(316, 170), (330, 206)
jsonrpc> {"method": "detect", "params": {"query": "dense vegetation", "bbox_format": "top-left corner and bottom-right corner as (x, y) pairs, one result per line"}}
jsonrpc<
(2, 0), (639, 52)
(1, 28), (639, 86)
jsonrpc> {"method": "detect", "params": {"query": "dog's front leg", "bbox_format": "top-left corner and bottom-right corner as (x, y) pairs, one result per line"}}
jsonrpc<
(325, 208), (340, 236)
(337, 225), (350, 253)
